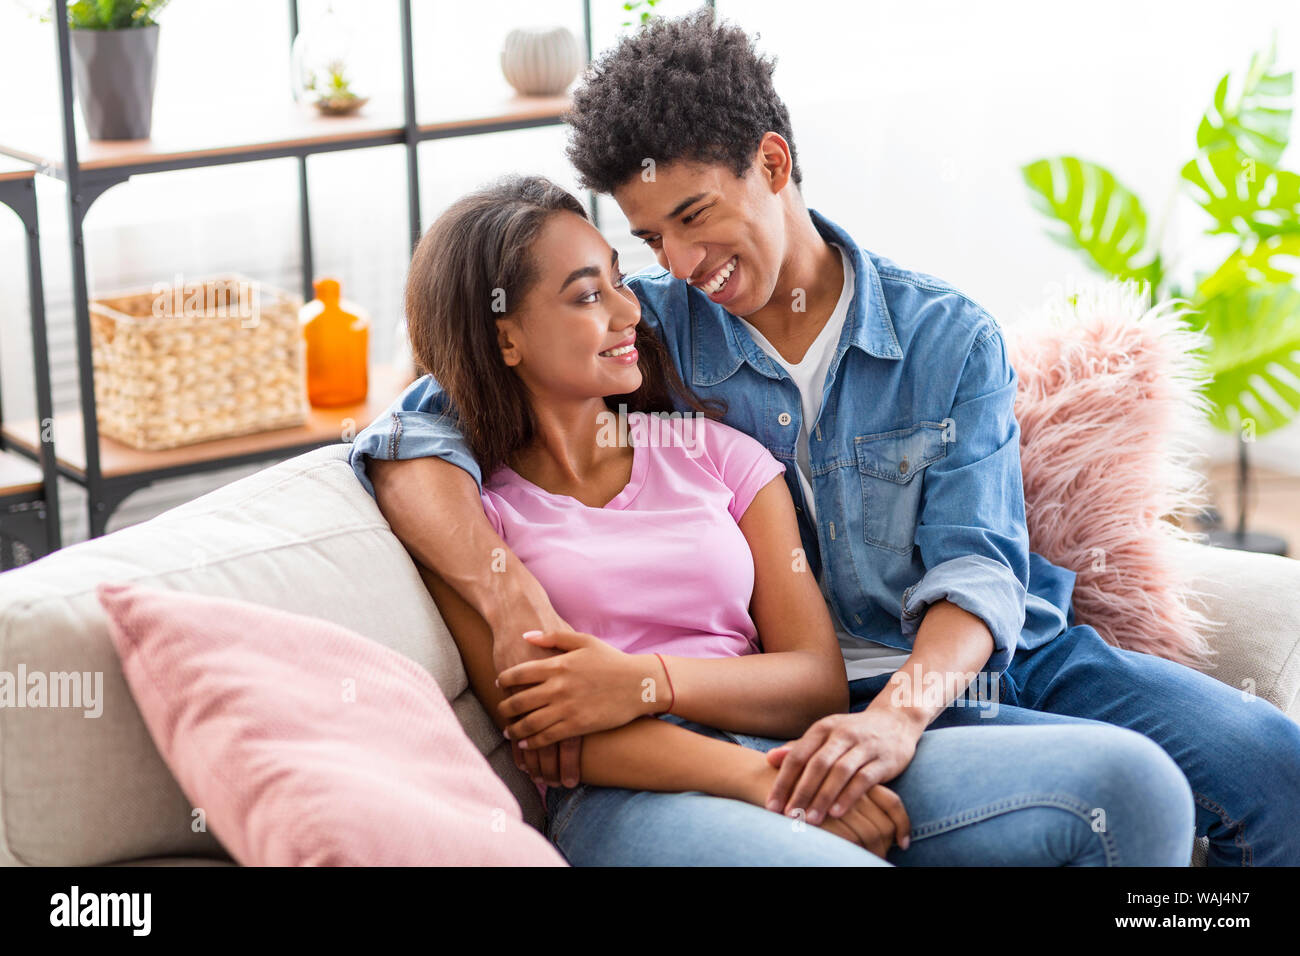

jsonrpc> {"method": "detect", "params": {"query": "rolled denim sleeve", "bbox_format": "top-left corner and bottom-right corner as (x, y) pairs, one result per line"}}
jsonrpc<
(347, 374), (482, 499)
(901, 321), (1029, 674)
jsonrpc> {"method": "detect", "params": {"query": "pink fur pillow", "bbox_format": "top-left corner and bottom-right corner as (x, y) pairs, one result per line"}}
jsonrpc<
(97, 582), (566, 867)
(1008, 282), (1214, 668)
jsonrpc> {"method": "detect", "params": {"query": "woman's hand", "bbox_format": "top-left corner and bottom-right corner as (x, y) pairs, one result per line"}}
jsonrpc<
(809, 785), (911, 857)
(496, 631), (665, 749)
(733, 748), (910, 859)
(763, 709), (923, 825)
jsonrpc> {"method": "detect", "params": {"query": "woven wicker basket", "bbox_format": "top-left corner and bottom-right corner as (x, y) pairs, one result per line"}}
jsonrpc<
(90, 274), (309, 451)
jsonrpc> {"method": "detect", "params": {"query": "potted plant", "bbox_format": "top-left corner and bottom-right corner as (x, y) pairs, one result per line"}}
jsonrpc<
(55, 0), (173, 140)
(1022, 36), (1300, 555)
(290, 4), (370, 117)
(497, 2), (665, 97)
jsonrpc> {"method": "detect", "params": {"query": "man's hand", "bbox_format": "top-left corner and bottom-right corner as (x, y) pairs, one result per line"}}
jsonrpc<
(497, 631), (662, 748)
(763, 708), (924, 826)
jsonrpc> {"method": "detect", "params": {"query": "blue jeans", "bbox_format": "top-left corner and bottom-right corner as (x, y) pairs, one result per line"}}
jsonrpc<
(853, 624), (1300, 866)
(545, 712), (1195, 866)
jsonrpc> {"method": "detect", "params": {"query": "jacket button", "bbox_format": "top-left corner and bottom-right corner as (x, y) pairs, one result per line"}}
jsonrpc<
(899, 457), (909, 474)
(778, 412), (792, 426)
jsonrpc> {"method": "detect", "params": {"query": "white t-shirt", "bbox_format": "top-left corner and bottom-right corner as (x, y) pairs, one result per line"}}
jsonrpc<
(738, 244), (912, 681)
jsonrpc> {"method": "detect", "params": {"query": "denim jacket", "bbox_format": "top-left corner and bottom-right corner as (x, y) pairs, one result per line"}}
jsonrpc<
(348, 209), (1075, 674)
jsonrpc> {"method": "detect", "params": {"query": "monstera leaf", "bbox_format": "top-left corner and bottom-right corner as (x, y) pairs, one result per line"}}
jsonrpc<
(1025, 42), (1300, 446)
(1196, 41), (1293, 166)
(1193, 282), (1300, 436)
(1022, 157), (1162, 287)
(1181, 146), (1300, 240)
(1197, 234), (1300, 300)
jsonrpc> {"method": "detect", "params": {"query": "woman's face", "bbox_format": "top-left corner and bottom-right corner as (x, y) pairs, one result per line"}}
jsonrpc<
(497, 210), (643, 403)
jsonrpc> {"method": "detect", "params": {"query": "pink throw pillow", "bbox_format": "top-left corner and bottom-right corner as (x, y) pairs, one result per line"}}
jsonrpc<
(97, 582), (565, 867)
(1009, 283), (1214, 668)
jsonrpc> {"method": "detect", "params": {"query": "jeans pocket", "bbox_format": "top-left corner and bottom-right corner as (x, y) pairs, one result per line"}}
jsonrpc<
(855, 423), (948, 554)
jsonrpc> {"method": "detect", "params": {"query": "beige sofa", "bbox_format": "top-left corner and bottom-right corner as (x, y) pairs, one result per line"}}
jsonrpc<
(1, 443), (1297, 866)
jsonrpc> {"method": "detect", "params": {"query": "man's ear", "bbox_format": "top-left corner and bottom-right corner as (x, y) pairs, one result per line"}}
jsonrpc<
(757, 131), (793, 193)
(496, 318), (522, 367)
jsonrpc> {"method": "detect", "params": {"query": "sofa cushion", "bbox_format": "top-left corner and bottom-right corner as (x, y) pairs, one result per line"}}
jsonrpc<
(97, 582), (564, 866)
(1173, 539), (1300, 719)
(0, 443), (543, 867)
(1008, 281), (1215, 668)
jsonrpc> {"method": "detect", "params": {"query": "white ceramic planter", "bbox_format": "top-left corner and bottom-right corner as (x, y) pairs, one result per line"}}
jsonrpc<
(500, 26), (583, 96)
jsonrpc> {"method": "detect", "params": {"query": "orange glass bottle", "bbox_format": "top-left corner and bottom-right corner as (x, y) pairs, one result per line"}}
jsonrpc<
(301, 277), (368, 407)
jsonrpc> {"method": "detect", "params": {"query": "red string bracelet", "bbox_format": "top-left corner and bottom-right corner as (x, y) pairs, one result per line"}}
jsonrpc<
(654, 652), (676, 715)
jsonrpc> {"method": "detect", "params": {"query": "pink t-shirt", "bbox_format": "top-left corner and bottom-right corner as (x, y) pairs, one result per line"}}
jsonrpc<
(479, 412), (786, 660)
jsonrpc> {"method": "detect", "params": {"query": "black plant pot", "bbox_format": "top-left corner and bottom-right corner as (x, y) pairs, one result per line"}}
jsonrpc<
(68, 25), (160, 140)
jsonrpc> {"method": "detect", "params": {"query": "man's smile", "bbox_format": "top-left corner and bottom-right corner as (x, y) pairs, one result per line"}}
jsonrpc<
(695, 255), (738, 296)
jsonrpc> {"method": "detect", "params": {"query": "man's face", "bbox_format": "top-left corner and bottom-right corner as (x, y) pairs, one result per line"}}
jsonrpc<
(612, 153), (788, 318)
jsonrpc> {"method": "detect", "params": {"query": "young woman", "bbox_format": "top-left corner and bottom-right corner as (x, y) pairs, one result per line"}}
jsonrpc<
(399, 174), (1196, 866)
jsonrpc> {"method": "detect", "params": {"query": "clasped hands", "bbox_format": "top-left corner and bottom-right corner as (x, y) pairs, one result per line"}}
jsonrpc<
(495, 630), (917, 857)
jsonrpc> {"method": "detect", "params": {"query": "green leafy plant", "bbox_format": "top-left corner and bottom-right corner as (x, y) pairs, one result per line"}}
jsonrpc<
(621, 0), (663, 28)
(1023, 36), (1300, 441)
(57, 1), (171, 29)
(303, 59), (367, 115)
(305, 60), (355, 99)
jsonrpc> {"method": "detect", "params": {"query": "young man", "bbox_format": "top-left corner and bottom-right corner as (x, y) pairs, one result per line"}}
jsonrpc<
(351, 11), (1300, 865)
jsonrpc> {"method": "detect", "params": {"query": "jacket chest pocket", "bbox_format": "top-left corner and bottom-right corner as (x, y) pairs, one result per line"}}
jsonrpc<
(855, 423), (949, 554)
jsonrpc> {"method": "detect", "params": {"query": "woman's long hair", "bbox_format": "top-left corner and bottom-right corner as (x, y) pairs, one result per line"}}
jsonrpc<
(405, 174), (725, 478)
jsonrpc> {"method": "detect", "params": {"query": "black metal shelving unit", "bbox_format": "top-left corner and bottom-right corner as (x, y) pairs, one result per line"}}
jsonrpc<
(0, 0), (598, 540)
(0, 161), (62, 565)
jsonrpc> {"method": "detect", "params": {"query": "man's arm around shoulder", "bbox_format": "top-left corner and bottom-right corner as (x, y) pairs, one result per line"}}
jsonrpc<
(349, 377), (582, 787)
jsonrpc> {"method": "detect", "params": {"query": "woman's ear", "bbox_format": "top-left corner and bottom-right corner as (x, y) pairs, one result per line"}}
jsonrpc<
(496, 318), (522, 367)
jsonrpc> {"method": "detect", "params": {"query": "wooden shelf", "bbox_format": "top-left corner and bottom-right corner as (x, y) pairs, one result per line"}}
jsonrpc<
(418, 92), (569, 137)
(0, 99), (403, 174)
(0, 364), (415, 481)
(0, 449), (43, 498)
(0, 91), (569, 176)
(0, 157), (35, 183)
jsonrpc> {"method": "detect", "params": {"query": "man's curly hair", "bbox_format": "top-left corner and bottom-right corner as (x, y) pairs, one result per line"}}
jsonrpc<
(565, 7), (801, 195)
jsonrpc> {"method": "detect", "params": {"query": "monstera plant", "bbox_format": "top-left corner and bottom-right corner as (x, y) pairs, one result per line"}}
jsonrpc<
(1023, 37), (1300, 553)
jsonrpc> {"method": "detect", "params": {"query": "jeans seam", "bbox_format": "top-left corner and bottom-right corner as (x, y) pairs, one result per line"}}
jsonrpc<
(545, 787), (588, 843)
(1192, 789), (1253, 866)
(909, 792), (1120, 865)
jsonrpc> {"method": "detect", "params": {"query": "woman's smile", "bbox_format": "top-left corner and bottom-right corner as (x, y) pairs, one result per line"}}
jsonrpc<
(598, 335), (639, 365)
